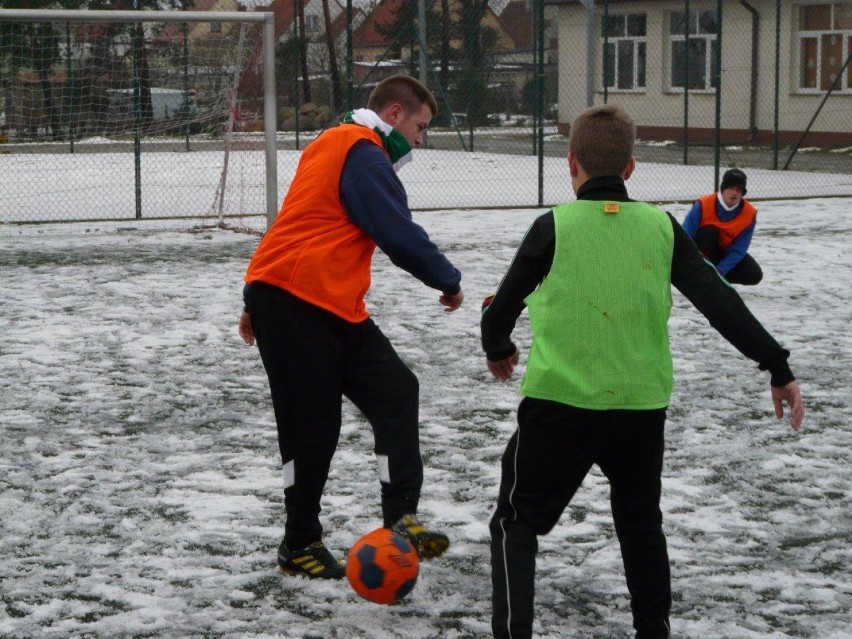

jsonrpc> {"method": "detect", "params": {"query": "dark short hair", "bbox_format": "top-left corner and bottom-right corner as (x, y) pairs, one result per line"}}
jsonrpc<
(569, 104), (635, 177)
(368, 75), (438, 117)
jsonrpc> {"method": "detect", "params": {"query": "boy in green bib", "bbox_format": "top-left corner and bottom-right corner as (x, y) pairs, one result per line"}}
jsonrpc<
(481, 104), (803, 639)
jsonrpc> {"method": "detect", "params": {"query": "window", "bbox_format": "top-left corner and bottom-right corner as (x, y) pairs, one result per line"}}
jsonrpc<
(601, 13), (647, 90)
(304, 15), (320, 34)
(797, 3), (852, 92)
(669, 9), (718, 91)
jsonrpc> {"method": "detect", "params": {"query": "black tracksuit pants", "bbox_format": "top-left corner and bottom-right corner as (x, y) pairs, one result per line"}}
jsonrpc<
(694, 225), (763, 285)
(491, 398), (671, 639)
(248, 282), (423, 550)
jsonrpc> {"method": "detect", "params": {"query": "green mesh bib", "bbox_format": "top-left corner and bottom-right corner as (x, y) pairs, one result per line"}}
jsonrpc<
(521, 200), (674, 409)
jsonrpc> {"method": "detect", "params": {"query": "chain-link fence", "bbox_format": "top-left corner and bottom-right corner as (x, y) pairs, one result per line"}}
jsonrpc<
(1, 1), (850, 224)
(329, 0), (849, 208)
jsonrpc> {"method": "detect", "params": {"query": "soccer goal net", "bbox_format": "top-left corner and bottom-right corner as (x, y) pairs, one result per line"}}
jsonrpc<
(0, 8), (277, 224)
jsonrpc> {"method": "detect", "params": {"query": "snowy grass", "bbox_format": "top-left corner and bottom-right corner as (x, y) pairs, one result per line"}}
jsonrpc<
(1, 199), (850, 638)
(2, 146), (851, 223)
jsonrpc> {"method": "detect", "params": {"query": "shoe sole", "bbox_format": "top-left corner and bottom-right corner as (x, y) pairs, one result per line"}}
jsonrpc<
(278, 564), (345, 580)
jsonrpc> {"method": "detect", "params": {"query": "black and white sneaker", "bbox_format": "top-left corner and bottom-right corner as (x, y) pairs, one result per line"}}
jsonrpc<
(277, 540), (345, 579)
(391, 514), (450, 560)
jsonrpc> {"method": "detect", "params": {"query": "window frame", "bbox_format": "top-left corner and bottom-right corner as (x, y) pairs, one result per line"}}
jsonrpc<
(599, 12), (648, 93)
(795, 3), (852, 94)
(667, 8), (719, 93)
(304, 14), (320, 35)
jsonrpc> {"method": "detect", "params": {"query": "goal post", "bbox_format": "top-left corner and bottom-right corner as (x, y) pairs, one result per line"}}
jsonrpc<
(0, 8), (278, 226)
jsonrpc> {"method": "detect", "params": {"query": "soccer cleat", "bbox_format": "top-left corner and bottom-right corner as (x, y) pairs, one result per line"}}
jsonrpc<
(277, 540), (345, 579)
(391, 514), (450, 560)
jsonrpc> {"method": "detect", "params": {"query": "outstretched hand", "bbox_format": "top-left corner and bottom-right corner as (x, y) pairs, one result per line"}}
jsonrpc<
(440, 290), (465, 313)
(772, 380), (804, 431)
(238, 311), (255, 346)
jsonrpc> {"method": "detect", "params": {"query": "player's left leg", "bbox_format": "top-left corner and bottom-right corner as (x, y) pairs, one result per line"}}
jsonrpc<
(599, 408), (671, 639)
(490, 398), (598, 639)
(249, 284), (347, 579)
(342, 318), (423, 528)
(343, 320), (448, 558)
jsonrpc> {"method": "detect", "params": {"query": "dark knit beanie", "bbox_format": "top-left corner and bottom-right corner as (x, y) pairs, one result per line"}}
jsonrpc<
(720, 168), (747, 195)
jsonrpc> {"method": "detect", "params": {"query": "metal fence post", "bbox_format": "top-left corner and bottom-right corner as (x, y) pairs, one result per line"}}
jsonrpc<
(773, 0), (781, 169)
(65, 20), (74, 153)
(582, 0), (595, 107)
(712, 0), (723, 191)
(418, 0), (428, 147)
(683, 0), (689, 164)
(132, 19), (142, 220)
(536, 0), (544, 206)
(293, 0), (301, 150)
(346, 0), (352, 112)
(602, 0), (608, 104)
(183, 20), (190, 151)
(263, 11), (278, 229)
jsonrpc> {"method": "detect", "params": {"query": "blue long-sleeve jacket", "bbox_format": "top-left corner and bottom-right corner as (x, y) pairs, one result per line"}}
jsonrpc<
(243, 137), (461, 312)
(339, 140), (461, 294)
(682, 197), (755, 276)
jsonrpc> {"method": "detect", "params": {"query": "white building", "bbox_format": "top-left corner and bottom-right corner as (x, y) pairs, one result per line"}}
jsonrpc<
(552, 0), (851, 146)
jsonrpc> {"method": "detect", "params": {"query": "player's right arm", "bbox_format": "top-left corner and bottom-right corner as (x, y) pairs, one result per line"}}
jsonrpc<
(238, 282), (255, 345)
(681, 200), (702, 237)
(667, 213), (803, 429)
(481, 212), (555, 369)
(340, 140), (462, 301)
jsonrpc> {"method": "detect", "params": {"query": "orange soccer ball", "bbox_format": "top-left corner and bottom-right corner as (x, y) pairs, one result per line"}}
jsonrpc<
(345, 528), (419, 604)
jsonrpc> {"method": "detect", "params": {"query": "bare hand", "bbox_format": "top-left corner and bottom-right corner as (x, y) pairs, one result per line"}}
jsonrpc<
(238, 311), (255, 346)
(440, 290), (464, 313)
(772, 380), (804, 431)
(487, 350), (520, 381)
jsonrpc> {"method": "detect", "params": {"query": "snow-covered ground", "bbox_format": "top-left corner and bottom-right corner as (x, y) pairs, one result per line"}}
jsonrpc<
(1, 143), (850, 223)
(1, 181), (850, 636)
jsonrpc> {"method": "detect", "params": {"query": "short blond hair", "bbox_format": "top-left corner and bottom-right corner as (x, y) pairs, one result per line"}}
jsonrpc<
(368, 75), (438, 117)
(569, 104), (635, 177)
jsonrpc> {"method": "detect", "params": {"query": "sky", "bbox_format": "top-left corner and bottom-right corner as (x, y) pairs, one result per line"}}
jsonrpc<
(0, 148), (851, 639)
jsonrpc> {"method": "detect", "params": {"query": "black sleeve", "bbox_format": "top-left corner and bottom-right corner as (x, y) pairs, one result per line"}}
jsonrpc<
(480, 211), (555, 361)
(667, 213), (794, 386)
(243, 282), (251, 313)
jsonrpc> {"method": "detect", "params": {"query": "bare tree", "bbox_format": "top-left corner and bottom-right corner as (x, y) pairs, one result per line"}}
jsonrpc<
(320, 0), (341, 110)
(459, 0), (491, 124)
(439, 0), (450, 91)
(296, 0), (312, 103)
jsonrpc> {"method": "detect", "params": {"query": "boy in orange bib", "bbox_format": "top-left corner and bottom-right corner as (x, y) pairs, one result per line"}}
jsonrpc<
(683, 168), (762, 285)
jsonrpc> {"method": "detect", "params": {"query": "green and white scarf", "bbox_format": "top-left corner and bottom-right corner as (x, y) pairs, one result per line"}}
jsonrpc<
(343, 108), (413, 172)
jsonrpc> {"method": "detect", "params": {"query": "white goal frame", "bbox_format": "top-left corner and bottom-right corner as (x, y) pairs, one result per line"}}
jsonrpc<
(0, 8), (278, 227)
